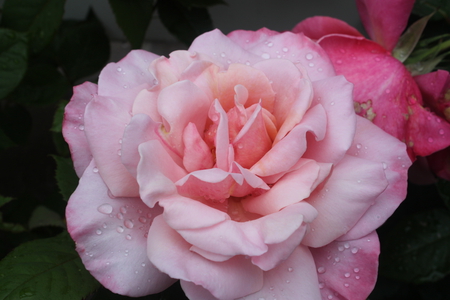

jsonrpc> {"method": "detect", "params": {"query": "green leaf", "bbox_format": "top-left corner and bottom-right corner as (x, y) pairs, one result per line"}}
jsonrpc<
(108, 0), (154, 49)
(175, 0), (227, 8)
(379, 209), (450, 283)
(413, 0), (450, 20)
(407, 51), (450, 75)
(0, 233), (100, 300)
(0, 29), (28, 100)
(54, 10), (110, 82)
(0, 196), (26, 233)
(52, 156), (79, 202)
(51, 100), (68, 133)
(394, 13), (433, 62)
(1, 0), (65, 54)
(0, 196), (14, 208)
(28, 206), (65, 230)
(157, 0), (214, 45)
(9, 63), (69, 106)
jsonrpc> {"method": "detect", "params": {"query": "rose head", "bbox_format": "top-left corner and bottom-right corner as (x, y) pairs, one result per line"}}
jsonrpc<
(64, 29), (410, 300)
(293, 0), (450, 160)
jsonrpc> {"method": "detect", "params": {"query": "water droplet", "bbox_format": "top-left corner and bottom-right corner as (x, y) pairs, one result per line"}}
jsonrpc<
(116, 226), (124, 233)
(338, 245), (345, 251)
(330, 102), (335, 106)
(286, 280), (290, 284)
(439, 129), (445, 135)
(288, 267), (293, 272)
(126, 234), (132, 240)
(428, 137), (434, 143)
(153, 79), (159, 85)
(356, 275), (360, 279)
(117, 150), (122, 156)
(382, 162), (388, 169)
(344, 283), (349, 288)
(147, 212), (152, 218)
(308, 62), (315, 67)
(351, 247), (359, 254)
(328, 295), (333, 299)
(125, 219), (134, 229)
(139, 216), (147, 223)
(317, 266), (326, 274)
(98, 204), (113, 214)
(123, 85), (128, 89)
(211, 115), (219, 122)
(117, 213), (124, 220)
(237, 144), (243, 149)
(120, 206), (127, 214)
(354, 268), (360, 273)
(258, 298), (266, 300)
(334, 257), (340, 262)
(102, 223), (107, 228)
(141, 263), (146, 267)
(117, 67), (122, 72)
(319, 282), (325, 289)
(356, 143), (362, 149)
(344, 272), (350, 278)
(135, 270), (139, 274)
(282, 47), (289, 52)
(78, 125), (85, 131)
(93, 167), (99, 173)
(267, 42), (274, 47)
(96, 229), (102, 235)
(344, 243), (350, 249)
(306, 53), (313, 60)
(261, 53), (271, 59)
(269, 286), (274, 291)
(220, 52), (226, 57)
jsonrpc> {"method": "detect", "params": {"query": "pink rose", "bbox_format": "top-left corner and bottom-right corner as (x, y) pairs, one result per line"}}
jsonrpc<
(64, 29), (410, 300)
(293, 0), (450, 160)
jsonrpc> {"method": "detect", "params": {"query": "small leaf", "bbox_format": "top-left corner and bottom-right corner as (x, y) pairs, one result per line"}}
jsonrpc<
(413, 0), (450, 20)
(108, 0), (154, 49)
(407, 51), (449, 75)
(0, 196), (26, 233)
(0, 196), (14, 208)
(394, 13), (433, 62)
(28, 206), (65, 230)
(379, 209), (450, 283)
(0, 29), (28, 99)
(175, 0), (227, 8)
(1, 0), (65, 53)
(54, 10), (110, 82)
(0, 233), (100, 300)
(52, 156), (79, 202)
(157, 0), (214, 45)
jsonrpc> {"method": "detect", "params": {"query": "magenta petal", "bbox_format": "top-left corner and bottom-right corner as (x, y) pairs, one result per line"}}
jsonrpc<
(339, 116), (410, 241)
(303, 75), (356, 164)
(63, 82), (96, 177)
(292, 16), (363, 40)
(240, 245), (321, 300)
(66, 160), (175, 296)
(147, 216), (263, 299)
(98, 50), (158, 98)
(311, 231), (380, 300)
(415, 70), (450, 121)
(84, 94), (139, 197)
(303, 155), (388, 248)
(356, 0), (415, 52)
(137, 140), (187, 208)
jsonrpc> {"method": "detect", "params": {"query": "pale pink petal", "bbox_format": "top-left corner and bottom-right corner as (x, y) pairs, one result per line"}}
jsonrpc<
(227, 28), (279, 50)
(182, 123), (214, 172)
(233, 104), (272, 168)
(243, 159), (322, 216)
(147, 216), (263, 299)
(303, 75), (356, 164)
(239, 245), (322, 300)
(292, 16), (363, 40)
(209, 99), (230, 171)
(98, 50), (158, 98)
(137, 140), (187, 208)
(303, 155), (388, 248)
(251, 104), (327, 177)
(157, 80), (210, 155)
(338, 116), (410, 240)
(66, 160), (175, 296)
(253, 59), (312, 133)
(230, 163), (270, 197)
(131, 88), (161, 123)
(189, 29), (263, 67)
(180, 281), (220, 300)
(356, 0), (414, 52)
(63, 82), (96, 177)
(311, 231), (380, 300)
(163, 200), (316, 258)
(228, 29), (336, 81)
(84, 95), (139, 197)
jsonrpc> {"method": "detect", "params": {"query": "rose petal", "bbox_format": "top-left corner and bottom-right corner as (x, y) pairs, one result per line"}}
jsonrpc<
(63, 82), (96, 177)
(415, 70), (450, 121)
(356, 0), (414, 52)
(147, 216), (263, 299)
(183, 122), (214, 172)
(311, 231), (380, 300)
(66, 160), (175, 296)
(293, 16), (364, 40)
(338, 116), (410, 241)
(303, 155), (388, 247)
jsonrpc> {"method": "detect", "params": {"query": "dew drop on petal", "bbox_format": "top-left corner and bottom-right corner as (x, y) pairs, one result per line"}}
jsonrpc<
(382, 162), (388, 170)
(306, 53), (313, 60)
(287, 267), (293, 272)
(117, 67), (122, 72)
(267, 42), (274, 47)
(338, 245), (345, 251)
(126, 234), (132, 240)
(344, 283), (350, 288)
(120, 206), (127, 214)
(220, 52), (226, 57)
(335, 257), (340, 263)
(317, 266), (326, 274)
(124, 219), (134, 229)
(261, 53), (271, 59)
(344, 273), (350, 278)
(354, 268), (360, 273)
(117, 213), (124, 220)
(351, 247), (359, 254)
(97, 204), (113, 214)
(330, 102), (335, 106)
(439, 129), (445, 135)
(78, 125), (85, 131)
(102, 223), (107, 229)
(93, 167), (99, 173)
(139, 216), (147, 223)
(282, 47), (289, 52)
(96, 229), (102, 235)
(116, 226), (124, 233)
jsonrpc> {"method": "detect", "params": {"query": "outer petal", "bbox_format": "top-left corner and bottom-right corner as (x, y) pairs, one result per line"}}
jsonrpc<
(228, 29), (336, 81)
(311, 231), (380, 300)
(63, 82), (96, 177)
(97, 50), (158, 98)
(303, 155), (388, 248)
(319, 35), (450, 158)
(84, 94), (139, 197)
(292, 16), (363, 40)
(147, 216), (263, 300)
(238, 245), (322, 300)
(415, 70), (450, 121)
(338, 116), (410, 240)
(356, 0), (415, 52)
(66, 160), (175, 296)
